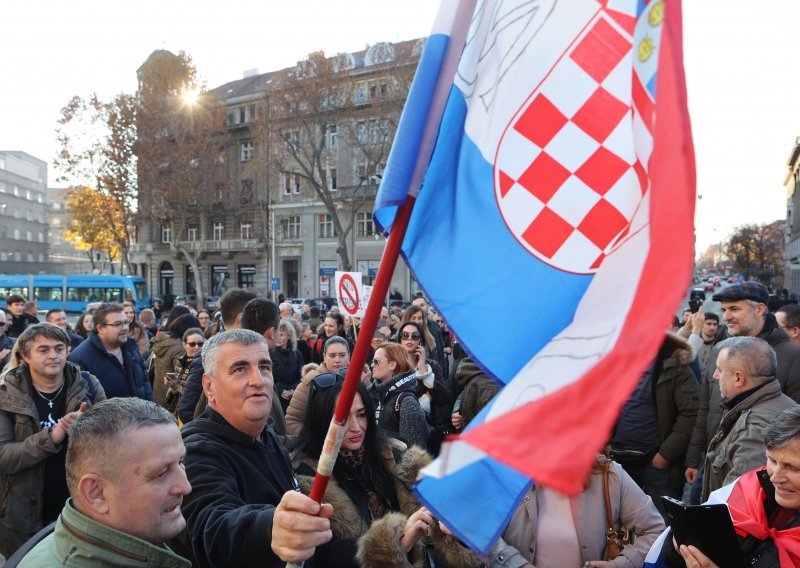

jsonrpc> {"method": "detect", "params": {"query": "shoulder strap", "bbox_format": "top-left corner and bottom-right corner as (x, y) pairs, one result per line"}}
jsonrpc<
(80, 371), (97, 403)
(602, 462), (614, 531)
(395, 390), (417, 413)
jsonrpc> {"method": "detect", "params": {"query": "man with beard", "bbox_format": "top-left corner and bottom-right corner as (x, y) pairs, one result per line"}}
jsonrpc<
(68, 303), (152, 400)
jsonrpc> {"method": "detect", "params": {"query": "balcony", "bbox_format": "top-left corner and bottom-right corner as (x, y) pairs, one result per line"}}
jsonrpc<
(129, 239), (267, 261)
(787, 237), (800, 262)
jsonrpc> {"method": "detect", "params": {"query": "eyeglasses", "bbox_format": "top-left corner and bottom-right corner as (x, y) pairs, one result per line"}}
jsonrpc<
(369, 358), (382, 367)
(400, 331), (420, 341)
(101, 321), (127, 328)
(311, 367), (348, 393)
(186, 341), (204, 348)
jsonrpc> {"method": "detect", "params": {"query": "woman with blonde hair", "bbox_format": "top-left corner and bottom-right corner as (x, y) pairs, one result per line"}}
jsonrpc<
(272, 317), (304, 411)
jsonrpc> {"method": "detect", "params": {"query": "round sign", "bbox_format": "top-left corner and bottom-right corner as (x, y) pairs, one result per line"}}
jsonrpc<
(338, 274), (360, 316)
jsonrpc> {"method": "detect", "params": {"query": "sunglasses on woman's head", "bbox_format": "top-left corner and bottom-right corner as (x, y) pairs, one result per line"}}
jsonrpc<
(311, 367), (348, 393)
(400, 331), (420, 340)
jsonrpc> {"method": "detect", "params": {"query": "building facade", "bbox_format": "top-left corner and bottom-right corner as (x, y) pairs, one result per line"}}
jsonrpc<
(784, 137), (800, 295)
(47, 186), (97, 274)
(0, 151), (50, 273)
(131, 41), (422, 302)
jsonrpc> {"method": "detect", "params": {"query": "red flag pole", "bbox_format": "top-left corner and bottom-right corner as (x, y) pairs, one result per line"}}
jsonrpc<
(308, 196), (416, 504)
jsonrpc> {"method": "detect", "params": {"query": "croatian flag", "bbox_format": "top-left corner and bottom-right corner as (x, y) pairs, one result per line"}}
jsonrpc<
(375, 0), (695, 554)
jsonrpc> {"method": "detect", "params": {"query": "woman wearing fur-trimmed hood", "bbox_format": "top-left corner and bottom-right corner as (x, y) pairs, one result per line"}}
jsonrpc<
(291, 376), (482, 568)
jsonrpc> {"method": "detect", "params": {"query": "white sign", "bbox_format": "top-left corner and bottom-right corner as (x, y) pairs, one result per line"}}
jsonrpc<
(361, 285), (373, 316)
(335, 271), (363, 318)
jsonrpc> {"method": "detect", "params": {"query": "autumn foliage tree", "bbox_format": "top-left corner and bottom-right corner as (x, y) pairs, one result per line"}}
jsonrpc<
(725, 220), (785, 281)
(64, 186), (125, 272)
(55, 94), (137, 274)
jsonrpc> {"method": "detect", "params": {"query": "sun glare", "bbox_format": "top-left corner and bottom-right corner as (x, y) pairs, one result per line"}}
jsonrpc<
(182, 89), (200, 106)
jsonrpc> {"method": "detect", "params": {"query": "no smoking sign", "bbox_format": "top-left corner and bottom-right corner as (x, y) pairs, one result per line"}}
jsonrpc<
(335, 271), (364, 318)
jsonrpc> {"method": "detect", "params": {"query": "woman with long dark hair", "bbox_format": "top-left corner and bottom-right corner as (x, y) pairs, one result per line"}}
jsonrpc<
(292, 377), (481, 568)
(311, 312), (353, 363)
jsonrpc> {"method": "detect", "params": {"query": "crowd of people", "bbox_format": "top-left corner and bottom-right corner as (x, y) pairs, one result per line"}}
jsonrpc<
(1, 280), (800, 566)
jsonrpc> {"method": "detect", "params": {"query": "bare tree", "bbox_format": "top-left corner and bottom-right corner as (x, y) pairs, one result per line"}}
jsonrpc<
(136, 50), (228, 309)
(725, 220), (785, 282)
(266, 51), (413, 270)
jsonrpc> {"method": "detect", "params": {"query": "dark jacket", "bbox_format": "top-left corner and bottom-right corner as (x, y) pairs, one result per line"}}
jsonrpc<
(0, 334), (13, 369)
(271, 346), (303, 395)
(66, 329), (83, 352)
(7, 313), (38, 339)
(455, 358), (500, 428)
(686, 313), (800, 469)
(373, 371), (430, 450)
(0, 362), (106, 558)
(176, 406), (356, 568)
(67, 332), (152, 401)
(178, 351), (204, 424)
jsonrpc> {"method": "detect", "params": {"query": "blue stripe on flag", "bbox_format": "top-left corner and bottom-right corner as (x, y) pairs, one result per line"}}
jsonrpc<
(374, 33), (450, 231)
(413, 454), (532, 554)
(398, 88), (592, 383)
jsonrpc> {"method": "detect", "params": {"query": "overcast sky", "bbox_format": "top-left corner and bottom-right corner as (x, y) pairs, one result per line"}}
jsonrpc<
(1, 0), (796, 253)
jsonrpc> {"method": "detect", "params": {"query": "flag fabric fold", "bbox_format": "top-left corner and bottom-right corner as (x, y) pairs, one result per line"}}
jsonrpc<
(375, 0), (695, 554)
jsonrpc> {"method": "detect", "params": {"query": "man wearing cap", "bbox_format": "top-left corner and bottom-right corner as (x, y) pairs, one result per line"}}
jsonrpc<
(684, 280), (800, 498)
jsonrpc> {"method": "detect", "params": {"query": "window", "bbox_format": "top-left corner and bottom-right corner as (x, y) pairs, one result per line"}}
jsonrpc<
(227, 104), (255, 126)
(37, 194), (43, 204)
(240, 140), (254, 162)
(282, 173), (301, 195)
(284, 130), (299, 152)
(53, 202), (61, 210)
(357, 163), (367, 183)
(327, 124), (337, 149)
(240, 179), (253, 203)
(13, 229), (20, 240)
(356, 212), (374, 237)
(328, 167), (337, 191)
(38, 253), (44, 262)
(355, 81), (369, 104)
(215, 184), (225, 202)
(240, 223), (252, 239)
(13, 186), (19, 197)
(161, 226), (172, 244)
(26, 210), (33, 221)
(13, 207), (19, 219)
(26, 230), (32, 241)
(213, 222), (224, 241)
(319, 214), (335, 238)
(27, 253), (34, 262)
(25, 190), (31, 200)
(188, 227), (198, 241)
(38, 232), (44, 243)
(356, 121), (367, 144)
(0, 182), (5, 193)
(281, 215), (301, 240)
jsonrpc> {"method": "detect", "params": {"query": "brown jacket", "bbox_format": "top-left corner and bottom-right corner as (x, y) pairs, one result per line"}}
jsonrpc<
(285, 362), (324, 435)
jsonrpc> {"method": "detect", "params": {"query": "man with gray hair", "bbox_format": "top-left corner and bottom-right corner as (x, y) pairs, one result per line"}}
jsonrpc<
(700, 336), (797, 501)
(279, 301), (294, 319)
(17, 397), (191, 567)
(176, 329), (357, 568)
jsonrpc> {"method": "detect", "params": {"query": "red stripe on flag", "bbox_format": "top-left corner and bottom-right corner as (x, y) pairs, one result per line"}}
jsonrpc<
(632, 72), (654, 134)
(461, 0), (696, 494)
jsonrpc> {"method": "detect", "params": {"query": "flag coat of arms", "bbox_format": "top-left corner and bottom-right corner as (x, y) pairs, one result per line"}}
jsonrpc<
(375, 0), (695, 553)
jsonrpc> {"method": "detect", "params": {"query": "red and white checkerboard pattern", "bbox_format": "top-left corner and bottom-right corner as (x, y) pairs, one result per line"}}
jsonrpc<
(495, 9), (652, 274)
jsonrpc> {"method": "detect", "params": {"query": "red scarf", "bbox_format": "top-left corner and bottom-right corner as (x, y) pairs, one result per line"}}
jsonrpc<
(726, 468), (800, 566)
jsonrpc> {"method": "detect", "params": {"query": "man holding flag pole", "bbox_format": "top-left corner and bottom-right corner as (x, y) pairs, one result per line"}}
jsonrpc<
(300, 0), (696, 563)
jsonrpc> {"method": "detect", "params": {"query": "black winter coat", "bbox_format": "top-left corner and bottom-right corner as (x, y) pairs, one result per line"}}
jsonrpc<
(176, 407), (357, 568)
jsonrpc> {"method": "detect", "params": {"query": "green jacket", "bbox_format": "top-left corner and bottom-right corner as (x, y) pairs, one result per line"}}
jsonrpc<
(0, 363), (105, 558)
(19, 499), (190, 567)
(654, 334), (700, 488)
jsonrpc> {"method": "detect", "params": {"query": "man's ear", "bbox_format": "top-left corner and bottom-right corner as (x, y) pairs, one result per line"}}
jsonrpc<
(203, 374), (215, 407)
(77, 473), (110, 515)
(266, 327), (276, 344)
